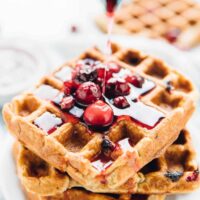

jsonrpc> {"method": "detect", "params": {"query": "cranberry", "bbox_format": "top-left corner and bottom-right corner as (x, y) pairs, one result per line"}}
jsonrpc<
(60, 96), (74, 110)
(75, 82), (101, 106)
(113, 96), (130, 108)
(96, 65), (112, 81)
(64, 81), (77, 95)
(186, 170), (199, 182)
(164, 28), (181, 43)
(70, 25), (78, 33)
(83, 100), (113, 127)
(75, 63), (97, 82)
(105, 78), (130, 98)
(126, 74), (144, 88)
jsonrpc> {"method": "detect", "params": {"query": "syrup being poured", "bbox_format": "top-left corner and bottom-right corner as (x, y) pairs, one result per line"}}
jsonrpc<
(102, 0), (121, 94)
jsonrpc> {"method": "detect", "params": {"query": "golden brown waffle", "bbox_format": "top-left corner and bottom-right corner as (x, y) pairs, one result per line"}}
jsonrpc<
(3, 44), (197, 192)
(14, 142), (166, 200)
(96, 0), (200, 49)
(24, 188), (166, 200)
(13, 130), (200, 196)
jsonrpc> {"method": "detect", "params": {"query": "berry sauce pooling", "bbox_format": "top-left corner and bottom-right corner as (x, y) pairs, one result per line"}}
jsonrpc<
(35, 59), (165, 134)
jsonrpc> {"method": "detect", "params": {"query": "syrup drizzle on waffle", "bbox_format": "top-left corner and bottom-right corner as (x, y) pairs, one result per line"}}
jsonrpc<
(35, 59), (165, 135)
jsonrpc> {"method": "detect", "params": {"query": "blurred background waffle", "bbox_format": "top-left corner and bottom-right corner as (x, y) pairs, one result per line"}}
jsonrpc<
(96, 0), (200, 49)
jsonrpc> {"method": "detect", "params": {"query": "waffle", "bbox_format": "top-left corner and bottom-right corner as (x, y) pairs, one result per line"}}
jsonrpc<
(23, 188), (166, 200)
(13, 142), (166, 200)
(3, 44), (197, 192)
(13, 127), (200, 196)
(13, 129), (200, 195)
(96, 0), (200, 49)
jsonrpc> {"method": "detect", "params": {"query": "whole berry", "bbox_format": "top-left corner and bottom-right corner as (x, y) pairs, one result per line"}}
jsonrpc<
(75, 82), (101, 106)
(83, 100), (113, 127)
(105, 78), (130, 98)
(113, 96), (130, 108)
(126, 74), (144, 88)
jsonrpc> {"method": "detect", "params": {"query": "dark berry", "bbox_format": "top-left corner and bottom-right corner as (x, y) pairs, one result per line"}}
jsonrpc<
(165, 171), (183, 182)
(64, 81), (77, 95)
(83, 100), (113, 127)
(165, 81), (174, 93)
(186, 170), (199, 182)
(96, 65), (112, 81)
(77, 58), (98, 67)
(164, 28), (181, 43)
(105, 78), (130, 98)
(75, 63), (97, 82)
(60, 96), (74, 110)
(101, 137), (115, 153)
(75, 82), (101, 106)
(70, 25), (78, 33)
(113, 96), (130, 108)
(126, 74), (144, 88)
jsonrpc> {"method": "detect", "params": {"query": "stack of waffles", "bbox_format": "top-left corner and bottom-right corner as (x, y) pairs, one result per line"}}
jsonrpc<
(96, 0), (200, 49)
(3, 43), (200, 199)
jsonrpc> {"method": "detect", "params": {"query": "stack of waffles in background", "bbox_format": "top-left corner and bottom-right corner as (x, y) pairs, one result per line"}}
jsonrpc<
(3, 43), (200, 199)
(96, 0), (200, 49)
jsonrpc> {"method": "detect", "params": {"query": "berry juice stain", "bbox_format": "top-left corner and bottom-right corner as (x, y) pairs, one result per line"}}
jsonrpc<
(34, 112), (63, 134)
(91, 137), (133, 172)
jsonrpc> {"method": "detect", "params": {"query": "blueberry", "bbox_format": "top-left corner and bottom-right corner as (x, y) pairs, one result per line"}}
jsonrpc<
(165, 171), (183, 182)
(101, 138), (115, 153)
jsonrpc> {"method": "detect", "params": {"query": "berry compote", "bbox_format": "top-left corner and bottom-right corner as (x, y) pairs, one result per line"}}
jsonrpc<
(35, 59), (165, 134)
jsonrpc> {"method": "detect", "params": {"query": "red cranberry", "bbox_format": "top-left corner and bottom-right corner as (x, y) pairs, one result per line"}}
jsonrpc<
(70, 25), (78, 33)
(105, 78), (130, 98)
(164, 28), (181, 43)
(83, 100), (113, 127)
(96, 65), (112, 81)
(126, 75), (144, 88)
(75, 82), (101, 106)
(113, 96), (130, 108)
(186, 170), (199, 182)
(60, 96), (74, 110)
(75, 62), (97, 82)
(64, 80), (80, 96)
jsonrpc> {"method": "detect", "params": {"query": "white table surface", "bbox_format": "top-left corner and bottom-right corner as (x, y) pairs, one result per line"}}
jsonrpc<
(0, 0), (200, 199)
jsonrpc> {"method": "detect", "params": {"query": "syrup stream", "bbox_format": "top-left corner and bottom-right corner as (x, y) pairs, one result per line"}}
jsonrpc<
(102, 0), (120, 94)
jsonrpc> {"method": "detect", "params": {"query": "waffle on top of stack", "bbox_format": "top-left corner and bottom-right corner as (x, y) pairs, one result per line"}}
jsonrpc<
(3, 43), (197, 192)
(13, 129), (200, 197)
(96, 0), (200, 49)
